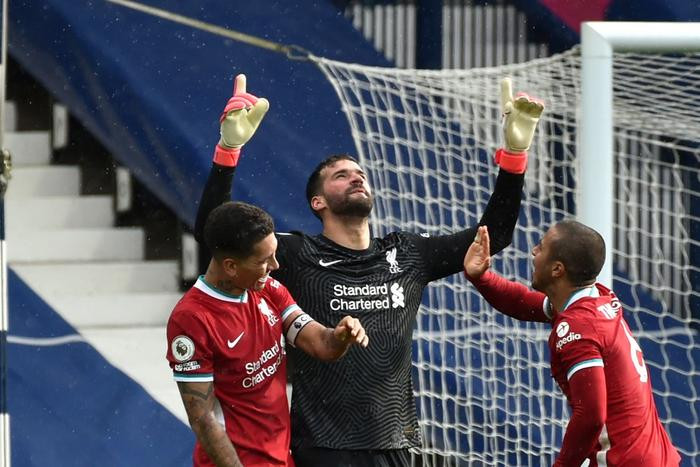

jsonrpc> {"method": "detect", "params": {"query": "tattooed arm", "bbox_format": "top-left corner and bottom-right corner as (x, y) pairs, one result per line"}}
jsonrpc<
(177, 381), (243, 467)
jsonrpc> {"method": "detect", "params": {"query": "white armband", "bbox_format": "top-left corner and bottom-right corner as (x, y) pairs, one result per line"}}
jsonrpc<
(285, 313), (315, 347)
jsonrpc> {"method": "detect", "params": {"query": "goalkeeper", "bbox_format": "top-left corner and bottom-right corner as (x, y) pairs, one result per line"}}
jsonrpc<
(194, 73), (544, 466)
(464, 222), (681, 466)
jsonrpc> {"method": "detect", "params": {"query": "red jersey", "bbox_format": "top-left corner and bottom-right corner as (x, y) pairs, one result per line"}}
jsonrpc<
(468, 272), (680, 466)
(166, 276), (300, 467)
(547, 283), (680, 466)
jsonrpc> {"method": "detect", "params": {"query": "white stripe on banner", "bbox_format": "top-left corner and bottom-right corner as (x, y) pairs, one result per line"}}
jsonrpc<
(7, 334), (86, 346)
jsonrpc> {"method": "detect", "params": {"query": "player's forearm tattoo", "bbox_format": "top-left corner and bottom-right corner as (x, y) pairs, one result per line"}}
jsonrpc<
(178, 382), (214, 402)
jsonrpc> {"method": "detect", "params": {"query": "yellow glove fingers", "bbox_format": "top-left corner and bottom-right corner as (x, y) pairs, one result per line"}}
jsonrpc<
(247, 98), (270, 129)
(233, 73), (247, 96)
(514, 95), (545, 119)
(500, 77), (514, 114)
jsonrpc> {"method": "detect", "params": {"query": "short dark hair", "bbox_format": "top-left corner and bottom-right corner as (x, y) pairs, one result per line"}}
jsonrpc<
(305, 154), (359, 220)
(203, 201), (274, 260)
(550, 220), (606, 286)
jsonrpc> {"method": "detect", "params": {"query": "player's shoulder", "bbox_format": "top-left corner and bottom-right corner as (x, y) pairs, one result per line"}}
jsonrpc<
(374, 230), (424, 249)
(261, 277), (287, 294)
(569, 283), (623, 321)
(259, 277), (294, 302)
(166, 289), (214, 335)
(171, 287), (203, 313)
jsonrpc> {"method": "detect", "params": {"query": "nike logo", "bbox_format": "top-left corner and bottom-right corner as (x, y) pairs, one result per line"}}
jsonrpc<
(227, 332), (245, 349)
(319, 259), (343, 267)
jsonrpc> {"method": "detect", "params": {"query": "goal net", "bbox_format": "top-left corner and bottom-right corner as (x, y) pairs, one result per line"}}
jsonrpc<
(311, 47), (700, 465)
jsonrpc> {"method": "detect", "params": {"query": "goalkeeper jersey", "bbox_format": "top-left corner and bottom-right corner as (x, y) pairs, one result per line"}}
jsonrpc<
(194, 163), (525, 450)
(166, 276), (300, 466)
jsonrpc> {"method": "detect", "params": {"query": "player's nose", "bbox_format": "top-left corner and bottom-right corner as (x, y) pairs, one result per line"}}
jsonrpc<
(268, 254), (280, 272)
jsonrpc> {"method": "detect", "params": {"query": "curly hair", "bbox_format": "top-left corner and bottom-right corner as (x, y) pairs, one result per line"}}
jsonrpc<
(203, 201), (274, 260)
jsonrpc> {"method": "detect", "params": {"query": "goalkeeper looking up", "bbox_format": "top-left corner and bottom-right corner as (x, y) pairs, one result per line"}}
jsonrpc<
(464, 222), (680, 467)
(194, 73), (544, 466)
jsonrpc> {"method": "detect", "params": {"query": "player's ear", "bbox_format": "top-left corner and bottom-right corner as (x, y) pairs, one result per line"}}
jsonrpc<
(311, 195), (326, 215)
(552, 261), (565, 279)
(221, 257), (238, 277)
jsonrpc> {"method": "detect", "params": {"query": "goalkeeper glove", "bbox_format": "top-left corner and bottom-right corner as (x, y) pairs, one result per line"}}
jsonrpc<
(495, 77), (544, 174)
(213, 73), (270, 167)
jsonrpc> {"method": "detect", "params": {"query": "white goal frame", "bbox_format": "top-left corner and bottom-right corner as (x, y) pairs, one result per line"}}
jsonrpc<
(580, 21), (700, 286)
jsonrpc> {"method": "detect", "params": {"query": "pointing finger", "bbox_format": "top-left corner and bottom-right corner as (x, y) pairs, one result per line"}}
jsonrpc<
(500, 77), (513, 114)
(233, 73), (247, 97)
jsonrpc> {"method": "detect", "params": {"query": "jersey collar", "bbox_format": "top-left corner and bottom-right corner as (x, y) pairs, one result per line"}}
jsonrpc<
(194, 275), (249, 303)
(561, 285), (599, 313)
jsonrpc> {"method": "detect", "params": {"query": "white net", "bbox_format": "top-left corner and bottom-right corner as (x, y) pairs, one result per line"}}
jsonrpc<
(312, 47), (700, 466)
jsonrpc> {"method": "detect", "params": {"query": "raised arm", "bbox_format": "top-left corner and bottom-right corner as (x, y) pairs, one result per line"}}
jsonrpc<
(483, 77), (544, 253)
(194, 73), (269, 243)
(464, 226), (550, 322)
(283, 310), (369, 362)
(419, 79), (544, 280)
(177, 381), (243, 467)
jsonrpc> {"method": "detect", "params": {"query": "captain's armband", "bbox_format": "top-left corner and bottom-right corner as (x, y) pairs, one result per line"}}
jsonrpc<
(285, 313), (315, 347)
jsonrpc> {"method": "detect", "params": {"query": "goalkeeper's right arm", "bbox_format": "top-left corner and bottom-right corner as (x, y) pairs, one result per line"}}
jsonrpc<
(194, 74), (269, 243)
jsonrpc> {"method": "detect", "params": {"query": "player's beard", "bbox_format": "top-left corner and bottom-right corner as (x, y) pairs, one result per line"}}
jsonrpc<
(326, 189), (373, 218)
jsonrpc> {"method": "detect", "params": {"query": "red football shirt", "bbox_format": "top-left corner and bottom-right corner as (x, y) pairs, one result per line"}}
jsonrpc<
(166, 276), (300, 467)
(468, 272), (680, 466)
(548, 283), (680, 466)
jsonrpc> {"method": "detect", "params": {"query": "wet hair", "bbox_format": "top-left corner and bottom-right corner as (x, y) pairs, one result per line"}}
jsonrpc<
(305, 154), (359, 220)
(203, 201), (274, 260)
(549, 220), (606, 286)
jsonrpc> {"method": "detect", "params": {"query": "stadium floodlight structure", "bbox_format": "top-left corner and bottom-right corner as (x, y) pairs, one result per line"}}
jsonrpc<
(311, 21), (700, 466)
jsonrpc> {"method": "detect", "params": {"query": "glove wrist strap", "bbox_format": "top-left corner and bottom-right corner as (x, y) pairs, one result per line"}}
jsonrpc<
(495, 148), (528, 174)
(213, 145), (241, 167)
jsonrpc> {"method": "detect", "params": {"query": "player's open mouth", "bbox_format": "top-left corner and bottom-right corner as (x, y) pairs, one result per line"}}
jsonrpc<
(257, 274), (270, 285)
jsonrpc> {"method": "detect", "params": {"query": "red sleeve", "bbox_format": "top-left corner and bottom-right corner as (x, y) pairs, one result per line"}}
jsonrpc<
(466, 270), (550, 322)
(554, 367), (607, 467)
(266, 278), (300, 322)
(166, 309), (215, 380)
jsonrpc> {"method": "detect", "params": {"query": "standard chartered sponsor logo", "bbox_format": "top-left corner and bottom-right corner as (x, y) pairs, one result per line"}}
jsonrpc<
(242, 340), (283, 388)
(330, 282), (405, 311)
(390, 283), (404, 308)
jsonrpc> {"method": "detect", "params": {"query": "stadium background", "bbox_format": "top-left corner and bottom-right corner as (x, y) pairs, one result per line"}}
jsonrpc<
(4, 0), (700, 465)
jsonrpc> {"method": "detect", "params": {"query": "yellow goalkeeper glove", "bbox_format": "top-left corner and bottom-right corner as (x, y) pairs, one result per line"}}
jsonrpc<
(213, 73), (270, 167)
(495, 77), (544, 174)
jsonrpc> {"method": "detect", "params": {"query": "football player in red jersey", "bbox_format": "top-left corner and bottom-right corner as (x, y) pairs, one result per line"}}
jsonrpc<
(464, 221), (680, 467)
(167, 201), (368, 467)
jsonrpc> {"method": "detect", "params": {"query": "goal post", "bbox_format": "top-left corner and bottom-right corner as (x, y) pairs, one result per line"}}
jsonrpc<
(580, 21), (700, 287)
(311, 25), (700, 465)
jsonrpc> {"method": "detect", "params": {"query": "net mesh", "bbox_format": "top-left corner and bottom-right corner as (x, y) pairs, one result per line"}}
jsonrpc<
(312, 47), (700, 465)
